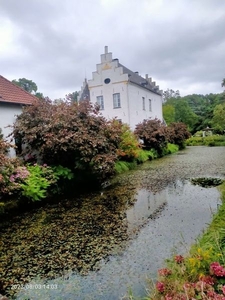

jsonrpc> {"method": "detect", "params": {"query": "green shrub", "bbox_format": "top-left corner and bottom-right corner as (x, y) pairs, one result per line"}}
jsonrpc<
(136, 148), (160, 163)
(136, 149), (149, 163)
(167, 143), (179, 154)
(114, 160), (137, 174)
(51, 165), (74, 194)
(194, 130), (203, 137)
(20, 165), (53, 201)
(116, 124), (141, 161)
(186, 135), (225, 146)
(52, 165), (74, 180)
(186, 136), (203, 146)
(114, 161), (130, 174)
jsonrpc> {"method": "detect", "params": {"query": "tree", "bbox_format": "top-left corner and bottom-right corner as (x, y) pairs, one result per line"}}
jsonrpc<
(35, 92), (44, 99)
(222, 78), (225, 90)
(174, 100), (198, 132)
(12, 78), (38, 94)
(66, 91), (79, 103)
(163, 88), (180, 102)
(163, 104), (175, 125)
(211, 103), (225, 133)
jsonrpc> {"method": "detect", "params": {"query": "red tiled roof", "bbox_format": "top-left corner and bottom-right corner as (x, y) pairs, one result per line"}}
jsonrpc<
(0, 75), (38, 105)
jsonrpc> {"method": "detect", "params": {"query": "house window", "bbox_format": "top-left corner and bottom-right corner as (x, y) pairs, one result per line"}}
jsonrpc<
(142, 97), (145, 110)
(113, 93), (121, 108)
(96, 96), (104, 110)
(149, 99), (152, 111)
(104, 78), (111, 84)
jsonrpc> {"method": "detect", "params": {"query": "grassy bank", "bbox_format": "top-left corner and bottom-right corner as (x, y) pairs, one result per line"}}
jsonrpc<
(145, 181), (225, 300)
(114, 143), (179, 174)
(186, 135), (225, 146)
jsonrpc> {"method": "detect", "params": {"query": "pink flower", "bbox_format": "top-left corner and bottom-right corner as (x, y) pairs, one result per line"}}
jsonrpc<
(9, 174), (15, 182)
(165, 294), (173, 300)
(156, 281), (165, 293)
(222, 285), (225, 295)
(158, 268), (172, 276)
(207, 290), (225, 300)
(210, 262), (225, 277)
(174, 255), (184, 264)
(199, 275), (215, 285)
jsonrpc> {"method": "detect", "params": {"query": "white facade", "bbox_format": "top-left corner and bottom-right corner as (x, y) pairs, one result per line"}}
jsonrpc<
(0, 103), (22, 157)
(88, 46), (163, 130)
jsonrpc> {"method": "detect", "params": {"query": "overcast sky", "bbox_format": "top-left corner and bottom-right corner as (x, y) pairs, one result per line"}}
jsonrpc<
(0, 0), (225, 100)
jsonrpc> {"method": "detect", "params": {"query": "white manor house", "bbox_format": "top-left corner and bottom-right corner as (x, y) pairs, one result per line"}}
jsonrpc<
(79, 46), (163, 130)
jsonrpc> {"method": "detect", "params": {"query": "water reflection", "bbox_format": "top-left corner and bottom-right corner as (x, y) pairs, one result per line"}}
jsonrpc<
(126, 188), (167, 234)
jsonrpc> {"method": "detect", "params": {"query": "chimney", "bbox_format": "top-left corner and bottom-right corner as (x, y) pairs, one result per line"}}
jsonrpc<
(101, 46), (112, 63)
(148, 77), (152, 83)
(152, 81), (156, 86)
(135, 71), (139, 75)
(145, 74), (148, 79)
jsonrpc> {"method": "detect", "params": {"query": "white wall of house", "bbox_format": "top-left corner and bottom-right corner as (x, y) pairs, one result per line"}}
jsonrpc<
(127, 83), (163, 130)
(88, 47), (163, 131)
(0, 103), (22, 157)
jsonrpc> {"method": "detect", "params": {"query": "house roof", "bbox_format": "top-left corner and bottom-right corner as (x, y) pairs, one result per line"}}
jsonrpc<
(117, 62), (162, 96)
(0, 75), (37, 105)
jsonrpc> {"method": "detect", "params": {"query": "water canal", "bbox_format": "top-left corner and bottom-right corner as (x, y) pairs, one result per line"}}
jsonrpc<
(1, 146), (225, 300)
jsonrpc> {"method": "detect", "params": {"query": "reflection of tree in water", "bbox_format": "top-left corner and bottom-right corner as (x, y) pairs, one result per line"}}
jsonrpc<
(0, 184), (137, 298)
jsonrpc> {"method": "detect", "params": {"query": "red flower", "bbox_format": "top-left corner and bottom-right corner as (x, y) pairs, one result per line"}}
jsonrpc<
(156, 281), (165, 293)
(174, 255), (184, 264)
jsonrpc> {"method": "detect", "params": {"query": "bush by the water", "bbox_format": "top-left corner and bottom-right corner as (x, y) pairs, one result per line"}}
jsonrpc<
(134, 118), (168, 155)
(12, 99), (122, 182)
(116, 124), (141, 161)
(166, 122), (191, 149)
(0, 164), (74, 204)
(135, 119), (190, 154)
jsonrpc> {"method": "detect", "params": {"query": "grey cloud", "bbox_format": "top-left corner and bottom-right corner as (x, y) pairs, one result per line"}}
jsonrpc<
(0, 0), (225, 98)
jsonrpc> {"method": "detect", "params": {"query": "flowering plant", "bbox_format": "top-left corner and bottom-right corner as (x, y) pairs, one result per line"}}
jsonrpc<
(152, 251), (225, 299)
